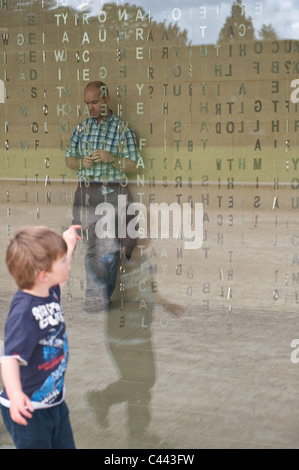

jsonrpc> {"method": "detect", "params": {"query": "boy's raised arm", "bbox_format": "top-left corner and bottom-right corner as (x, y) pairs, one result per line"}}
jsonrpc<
(62, 225), (82, 262)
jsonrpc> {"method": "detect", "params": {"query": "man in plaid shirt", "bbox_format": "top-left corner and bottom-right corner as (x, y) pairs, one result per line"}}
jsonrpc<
(65, 81), (139, 313)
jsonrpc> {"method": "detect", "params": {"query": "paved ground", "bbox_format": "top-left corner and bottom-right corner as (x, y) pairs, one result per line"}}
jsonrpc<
(0, 182), (299, 449)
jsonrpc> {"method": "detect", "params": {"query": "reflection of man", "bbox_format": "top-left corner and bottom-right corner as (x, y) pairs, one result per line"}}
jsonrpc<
(65, 81), (139, 312)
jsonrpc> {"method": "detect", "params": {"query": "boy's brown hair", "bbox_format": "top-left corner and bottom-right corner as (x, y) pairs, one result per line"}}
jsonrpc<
(5, 226), (67, 290)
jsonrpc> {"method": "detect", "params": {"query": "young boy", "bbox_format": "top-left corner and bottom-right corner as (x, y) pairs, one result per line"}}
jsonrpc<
(0, 225), (81, 449)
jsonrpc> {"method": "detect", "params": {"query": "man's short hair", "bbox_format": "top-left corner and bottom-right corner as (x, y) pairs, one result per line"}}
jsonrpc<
(5, 226), (67, 290)
(85, 81), (109, 98)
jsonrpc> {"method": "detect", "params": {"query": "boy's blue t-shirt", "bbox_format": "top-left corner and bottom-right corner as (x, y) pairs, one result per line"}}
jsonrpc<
(0, 285), (69, 409)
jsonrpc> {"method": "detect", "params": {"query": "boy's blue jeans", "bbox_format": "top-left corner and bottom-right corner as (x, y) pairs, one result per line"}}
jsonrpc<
(1, 401), (75, 449)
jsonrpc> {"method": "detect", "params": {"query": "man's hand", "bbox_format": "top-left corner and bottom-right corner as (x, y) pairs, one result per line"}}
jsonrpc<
(82, 155), (94, 168)
(81, 151), (112, 168)
(90, 149), (113, 164)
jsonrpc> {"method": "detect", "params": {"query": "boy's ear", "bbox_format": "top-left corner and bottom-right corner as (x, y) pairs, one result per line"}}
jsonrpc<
(37, 270), (49, 284)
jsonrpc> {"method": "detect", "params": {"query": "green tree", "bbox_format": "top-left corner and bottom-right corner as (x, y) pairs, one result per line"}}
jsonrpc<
(258, 24), (278, 41)
(218, 0), (256, 43)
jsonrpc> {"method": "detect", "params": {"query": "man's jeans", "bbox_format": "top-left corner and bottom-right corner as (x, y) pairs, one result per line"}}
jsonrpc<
(72, 181), (137, 309)
(85, 228), (119, 305)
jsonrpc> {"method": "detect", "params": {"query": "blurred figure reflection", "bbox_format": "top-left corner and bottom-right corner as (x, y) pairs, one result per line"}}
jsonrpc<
(86, 251), (184, 446)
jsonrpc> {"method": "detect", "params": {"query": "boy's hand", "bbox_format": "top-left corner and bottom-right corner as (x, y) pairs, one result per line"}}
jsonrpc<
(62, 225), (82, 254)
(10, 390), (34, 426)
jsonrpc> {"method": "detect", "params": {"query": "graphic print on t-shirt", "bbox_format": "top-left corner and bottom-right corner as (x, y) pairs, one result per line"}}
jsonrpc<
(31, 299), (64, 330)
(31, 326), (69, 405)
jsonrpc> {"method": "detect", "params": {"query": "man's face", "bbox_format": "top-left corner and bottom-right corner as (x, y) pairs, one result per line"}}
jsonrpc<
(84, 86), (110, 122)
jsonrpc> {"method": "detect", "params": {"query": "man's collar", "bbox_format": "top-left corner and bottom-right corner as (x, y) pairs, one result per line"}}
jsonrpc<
(91, 110), (113, 125)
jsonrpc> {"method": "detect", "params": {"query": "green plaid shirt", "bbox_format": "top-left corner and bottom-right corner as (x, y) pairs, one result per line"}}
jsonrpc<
(66, 111), (139, 182)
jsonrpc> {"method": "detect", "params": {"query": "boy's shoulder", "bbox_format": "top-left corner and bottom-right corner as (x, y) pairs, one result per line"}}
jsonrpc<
(5, 291), (40, 333)
(9, 285), (61, 314)
(11, 289), (35, 309)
